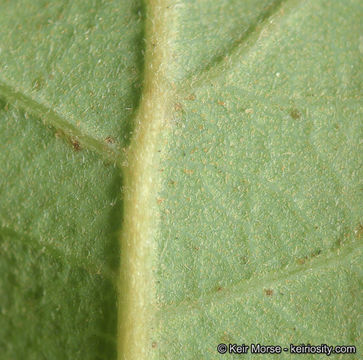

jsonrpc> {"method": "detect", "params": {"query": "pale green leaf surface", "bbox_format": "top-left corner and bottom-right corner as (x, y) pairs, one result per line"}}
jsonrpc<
(0, 0), (362, 359)
(0, 102), (121, 359)
(154, 0), (362, 358)
(0, 0), (144, 146)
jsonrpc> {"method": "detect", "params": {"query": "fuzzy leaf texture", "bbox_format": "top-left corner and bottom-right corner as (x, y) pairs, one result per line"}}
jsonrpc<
(0, 0), (362, 360)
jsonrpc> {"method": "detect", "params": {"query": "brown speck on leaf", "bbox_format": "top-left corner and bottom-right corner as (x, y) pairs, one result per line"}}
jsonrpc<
(185, 94), (196, 101)
(174, 103), (183, 111)
(264, 289), (273, 296)
(297, 258), (306, 265)
(184, 169), (194, 175)
(311, 249), (321, 257)
(70, 139), (81, 151)
(152, 342), (157, 349)
(157, 198), (164, 204)
(32, 77), (44, 91)
(216, 286), (223, 292)
(290, 108), (301, 119)
(355, 224), (363, 238)
(245, 108), (253, 114)
(55, 130), (64, 138)
(217, 100), (226, 106)
(221, 332), (232, 344)
(105, 136), (115, 144)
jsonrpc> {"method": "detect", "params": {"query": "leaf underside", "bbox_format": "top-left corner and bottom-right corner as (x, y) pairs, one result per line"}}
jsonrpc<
(0, 0), (362, 359)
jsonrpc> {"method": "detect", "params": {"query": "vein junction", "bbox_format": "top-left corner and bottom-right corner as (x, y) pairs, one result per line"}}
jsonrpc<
(0, 80), (123, 166)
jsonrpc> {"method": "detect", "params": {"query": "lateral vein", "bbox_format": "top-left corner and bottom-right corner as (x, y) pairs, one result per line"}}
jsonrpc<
(0, 79), (124, 167)
(158, 242), (362, 317)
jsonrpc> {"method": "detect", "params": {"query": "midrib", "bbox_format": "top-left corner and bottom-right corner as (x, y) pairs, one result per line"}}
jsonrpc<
(116, 1), (302, 357)
(117, 0), (174, 359)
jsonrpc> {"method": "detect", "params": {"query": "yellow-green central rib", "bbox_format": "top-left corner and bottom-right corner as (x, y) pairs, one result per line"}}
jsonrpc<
(118, 1), (173, 359)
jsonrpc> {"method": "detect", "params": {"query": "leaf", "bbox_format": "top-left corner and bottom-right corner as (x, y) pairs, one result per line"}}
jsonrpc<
(0, 0), (362, 360)
(0, 1), (144, 358)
